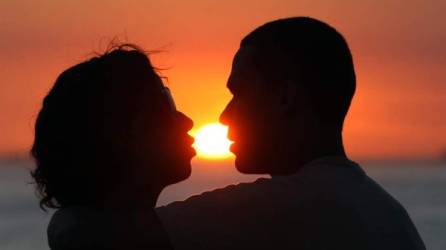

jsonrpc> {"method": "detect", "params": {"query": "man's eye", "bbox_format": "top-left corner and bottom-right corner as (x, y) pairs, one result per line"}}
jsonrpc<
(232, 86), (245, 96)
(232, 92), (241, 100)
(226, 95), (237, 106)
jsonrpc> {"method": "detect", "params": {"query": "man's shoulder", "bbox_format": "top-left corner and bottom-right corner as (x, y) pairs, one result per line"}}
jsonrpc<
(157, 177), (273, 214)
(156, 172), (328, 231)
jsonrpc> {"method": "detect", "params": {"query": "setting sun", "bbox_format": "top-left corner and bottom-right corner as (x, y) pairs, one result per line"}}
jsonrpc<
(192, 123), (233, 159)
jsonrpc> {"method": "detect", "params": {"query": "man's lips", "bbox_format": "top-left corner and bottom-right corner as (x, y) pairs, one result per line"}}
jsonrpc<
(227, 134), (236, 142)
(226, 127), (236, 142)
(229, 141), (238, 154)
(227, 129), (239, 153)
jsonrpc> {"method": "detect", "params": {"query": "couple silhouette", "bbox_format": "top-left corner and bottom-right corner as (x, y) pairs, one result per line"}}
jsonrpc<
(31, 17), (426, 250)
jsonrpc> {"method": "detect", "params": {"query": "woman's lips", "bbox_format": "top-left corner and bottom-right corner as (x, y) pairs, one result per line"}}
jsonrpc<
(176, 134), (196, 158)
(186, 135), (195, 145)
(187, 137), (196, 157)
(189, 146), (197, 156)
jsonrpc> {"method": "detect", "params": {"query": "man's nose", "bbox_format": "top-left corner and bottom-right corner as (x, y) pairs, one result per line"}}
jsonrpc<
(219, 100), (233, 126)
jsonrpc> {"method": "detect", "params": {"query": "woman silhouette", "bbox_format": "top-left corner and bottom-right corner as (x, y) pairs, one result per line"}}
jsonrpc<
(31, 44), (195, 249)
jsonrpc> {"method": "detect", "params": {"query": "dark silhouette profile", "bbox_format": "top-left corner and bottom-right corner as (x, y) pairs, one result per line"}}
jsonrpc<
(31, 44), (195, 250)
(157, 17), (426, 249)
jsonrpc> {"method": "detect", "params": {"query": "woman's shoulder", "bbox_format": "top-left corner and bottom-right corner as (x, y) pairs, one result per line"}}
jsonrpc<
(47, 206), (100, 249)
(48, 206), (173, 250)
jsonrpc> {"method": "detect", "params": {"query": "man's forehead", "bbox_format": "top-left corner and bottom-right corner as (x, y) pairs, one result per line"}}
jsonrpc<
(232, 46), (259, 72)
(228, 46), (261, 90)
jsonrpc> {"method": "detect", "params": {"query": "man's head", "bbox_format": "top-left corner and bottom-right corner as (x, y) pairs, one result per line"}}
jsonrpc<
(220, 17), (356, 175)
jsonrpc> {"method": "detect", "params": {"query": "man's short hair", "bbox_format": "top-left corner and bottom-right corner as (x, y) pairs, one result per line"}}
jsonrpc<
(241, 17), (356, 126)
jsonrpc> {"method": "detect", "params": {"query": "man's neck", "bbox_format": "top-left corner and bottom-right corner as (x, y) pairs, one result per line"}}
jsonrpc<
(271, 131), (346, 176)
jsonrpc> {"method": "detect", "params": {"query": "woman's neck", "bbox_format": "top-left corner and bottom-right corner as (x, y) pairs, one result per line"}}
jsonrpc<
(101, 181), (163, 212)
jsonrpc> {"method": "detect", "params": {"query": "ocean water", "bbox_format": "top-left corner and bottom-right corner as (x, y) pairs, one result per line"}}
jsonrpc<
(0, 159), (445, 250)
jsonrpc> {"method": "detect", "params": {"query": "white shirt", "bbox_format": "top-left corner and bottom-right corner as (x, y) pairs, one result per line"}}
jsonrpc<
(156, 157), (425, 250)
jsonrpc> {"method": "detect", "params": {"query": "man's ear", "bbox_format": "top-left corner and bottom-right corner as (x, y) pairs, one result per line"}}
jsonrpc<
(280, 81), (314, 119)
(280, 81), (299, 115)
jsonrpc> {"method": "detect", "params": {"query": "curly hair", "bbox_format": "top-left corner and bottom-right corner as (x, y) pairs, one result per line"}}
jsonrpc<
(31, 43), (165, 210)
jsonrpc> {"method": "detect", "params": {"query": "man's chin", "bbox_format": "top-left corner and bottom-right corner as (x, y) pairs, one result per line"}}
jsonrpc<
(234, 156), (270, 175)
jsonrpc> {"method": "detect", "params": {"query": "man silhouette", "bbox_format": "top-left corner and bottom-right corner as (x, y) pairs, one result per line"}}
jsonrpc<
(157, 17), (426, 250)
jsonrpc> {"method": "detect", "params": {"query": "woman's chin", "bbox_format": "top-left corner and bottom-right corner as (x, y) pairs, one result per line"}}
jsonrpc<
(168, 156), (193, 183)
(168, 164), (192, 185)
(157, 148), (195, 185)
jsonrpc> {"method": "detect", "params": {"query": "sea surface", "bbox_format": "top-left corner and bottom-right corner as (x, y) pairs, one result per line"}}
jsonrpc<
(0, 158), (445, 250)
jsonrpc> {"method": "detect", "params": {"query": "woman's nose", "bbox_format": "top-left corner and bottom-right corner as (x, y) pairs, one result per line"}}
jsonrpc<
(176, 111), (194, 131)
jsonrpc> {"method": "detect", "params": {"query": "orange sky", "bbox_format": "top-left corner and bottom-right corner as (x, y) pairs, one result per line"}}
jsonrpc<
(1, 0), (445, 160)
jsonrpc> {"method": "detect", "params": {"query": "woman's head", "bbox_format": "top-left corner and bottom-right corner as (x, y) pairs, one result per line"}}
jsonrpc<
(31, 44), (195, 210)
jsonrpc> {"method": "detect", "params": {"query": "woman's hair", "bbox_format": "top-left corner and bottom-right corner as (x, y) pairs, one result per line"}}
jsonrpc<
(31, 44), (166, 210)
